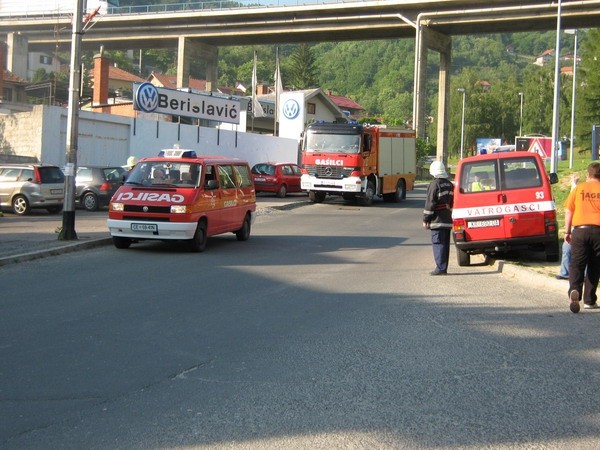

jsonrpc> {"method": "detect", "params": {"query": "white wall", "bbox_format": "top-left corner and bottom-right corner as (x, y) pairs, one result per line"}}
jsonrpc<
(0, 105), (299, 168)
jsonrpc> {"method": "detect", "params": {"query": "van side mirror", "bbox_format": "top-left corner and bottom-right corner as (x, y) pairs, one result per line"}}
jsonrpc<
(549, 173), (559, 184)
(205, 179), (219, 190)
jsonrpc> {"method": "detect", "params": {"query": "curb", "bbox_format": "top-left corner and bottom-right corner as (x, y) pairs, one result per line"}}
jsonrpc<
(492, 259), (567, 295)
(0, 237), (113, 267)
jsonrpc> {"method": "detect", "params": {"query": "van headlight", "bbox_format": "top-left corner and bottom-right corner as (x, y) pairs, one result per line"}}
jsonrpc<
(111, 202), (124, 211)
(171, 205), (188, 214)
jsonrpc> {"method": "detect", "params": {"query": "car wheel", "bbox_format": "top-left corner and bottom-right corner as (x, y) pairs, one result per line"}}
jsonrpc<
(276, 184), (288, 198)
(457, 248), (471, 266)
(12, 195), (30, 215)
(46, 206), (62, 214)
(82, 192), (99, 211)
(359, 181), (375, 206)
(113, 236), (131, 249)
(189, 220), (207, 252)
(235, 213), (251, 241)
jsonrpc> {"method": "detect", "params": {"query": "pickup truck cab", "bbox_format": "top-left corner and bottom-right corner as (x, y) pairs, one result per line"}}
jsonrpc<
(107, 149), (256, 252)
(452, 151), (559, 266)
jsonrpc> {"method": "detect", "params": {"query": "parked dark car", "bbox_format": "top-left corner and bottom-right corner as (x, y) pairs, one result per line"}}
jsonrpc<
(251, 162), (302, 198)
(0, 163), (65, 215)
(75, 165), (126, 211)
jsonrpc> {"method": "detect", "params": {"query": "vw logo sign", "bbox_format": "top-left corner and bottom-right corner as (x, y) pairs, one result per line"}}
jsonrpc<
(282, 99), (300, 120)
(135, 82), (159, 113)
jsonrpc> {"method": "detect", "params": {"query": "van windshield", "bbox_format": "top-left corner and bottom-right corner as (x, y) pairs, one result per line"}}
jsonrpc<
(126, 162), (201, 187)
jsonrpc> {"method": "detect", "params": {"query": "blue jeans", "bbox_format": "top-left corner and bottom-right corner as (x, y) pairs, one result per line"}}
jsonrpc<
(559, 241), (571, 277)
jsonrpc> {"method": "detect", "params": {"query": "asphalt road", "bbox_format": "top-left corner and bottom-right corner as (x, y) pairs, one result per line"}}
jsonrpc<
(1, 189), (597, 449)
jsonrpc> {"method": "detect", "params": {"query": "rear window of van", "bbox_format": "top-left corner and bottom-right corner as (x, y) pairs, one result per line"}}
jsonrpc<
(459, 156), (542, 193)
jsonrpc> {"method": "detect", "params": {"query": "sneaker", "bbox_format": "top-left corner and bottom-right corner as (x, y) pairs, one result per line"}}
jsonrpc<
(430, 270), (447, 276)
(569, 290), (580, 313)
(584, 303), (599, 309)
(555, 275), (568, 280)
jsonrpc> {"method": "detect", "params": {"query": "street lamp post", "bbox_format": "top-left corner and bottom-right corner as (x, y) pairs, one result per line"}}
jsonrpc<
(518, 92), (524, 137)
(458, 88), (466, 159)
(566, 29), (578, 169)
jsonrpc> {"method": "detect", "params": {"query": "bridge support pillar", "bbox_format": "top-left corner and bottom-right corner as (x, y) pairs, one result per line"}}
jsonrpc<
(413, 24), (451, 164)
(6, 32), (29, 81)
(177, 37), (218, 91)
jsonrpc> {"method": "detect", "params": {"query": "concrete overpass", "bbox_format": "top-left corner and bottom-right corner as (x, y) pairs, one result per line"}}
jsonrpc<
(1, 0), (599, 158)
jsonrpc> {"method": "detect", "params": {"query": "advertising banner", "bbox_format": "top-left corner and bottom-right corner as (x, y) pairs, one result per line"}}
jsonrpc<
(133, 82), (241, 124)
(476, 138), (502, 154)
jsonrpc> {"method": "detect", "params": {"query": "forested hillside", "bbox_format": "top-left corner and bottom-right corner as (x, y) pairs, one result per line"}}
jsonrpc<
(109, 1), (599, 154)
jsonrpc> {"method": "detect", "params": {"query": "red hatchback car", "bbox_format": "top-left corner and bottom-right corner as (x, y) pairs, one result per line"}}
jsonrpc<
(251, 162), (302, 198)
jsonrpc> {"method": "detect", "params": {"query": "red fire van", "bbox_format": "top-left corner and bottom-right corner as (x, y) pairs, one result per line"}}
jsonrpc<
(107, 149), (256, 252)
(452, 151), (559, 266)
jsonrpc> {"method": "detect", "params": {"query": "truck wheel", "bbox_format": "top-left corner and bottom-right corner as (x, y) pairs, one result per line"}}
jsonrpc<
(309, 191), (326, 203)
(359, 181), (375, 206)
(384, 179), (406, 203)
(189, 221), (207, 252)
(545, 240), (559, 262)
(113, 236), (131, 249)
(457, 248), (470, 266)
(235, 214), (251, 241)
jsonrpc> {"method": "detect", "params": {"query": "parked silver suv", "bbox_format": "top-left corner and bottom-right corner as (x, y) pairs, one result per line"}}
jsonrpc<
(0, 164), (65, 215)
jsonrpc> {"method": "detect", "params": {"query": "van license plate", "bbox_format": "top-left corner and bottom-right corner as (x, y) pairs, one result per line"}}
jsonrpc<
(131, 223), (157, 232)
(51, 189), (63, 194)
(468, 219), (500, 228)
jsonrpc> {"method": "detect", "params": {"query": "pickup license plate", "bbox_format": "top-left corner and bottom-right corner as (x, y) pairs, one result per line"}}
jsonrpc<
(468, 219), (500, 228)
(131, 223), (157, 232)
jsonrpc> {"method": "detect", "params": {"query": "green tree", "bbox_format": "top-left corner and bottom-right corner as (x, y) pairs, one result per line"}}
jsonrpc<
(577, 28), (600, 150)
(287, 44), (317, 90)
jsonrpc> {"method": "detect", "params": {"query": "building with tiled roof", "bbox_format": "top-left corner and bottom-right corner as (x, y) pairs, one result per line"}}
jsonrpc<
(325, 90), (365, 117)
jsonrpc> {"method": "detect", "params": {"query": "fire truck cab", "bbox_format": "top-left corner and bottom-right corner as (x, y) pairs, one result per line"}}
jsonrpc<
(107, 149), (256, 252)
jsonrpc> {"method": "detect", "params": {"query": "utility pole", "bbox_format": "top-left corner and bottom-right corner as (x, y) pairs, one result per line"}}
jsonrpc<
(59, 0), (84, 240)
(550, 0), (562, 174)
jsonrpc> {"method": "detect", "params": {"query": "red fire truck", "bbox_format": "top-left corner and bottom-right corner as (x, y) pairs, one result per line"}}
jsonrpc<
(300, 122), (416, 206)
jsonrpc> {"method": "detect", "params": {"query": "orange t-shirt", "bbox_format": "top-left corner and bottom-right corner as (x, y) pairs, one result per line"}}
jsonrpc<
(564, 180), (600, 226)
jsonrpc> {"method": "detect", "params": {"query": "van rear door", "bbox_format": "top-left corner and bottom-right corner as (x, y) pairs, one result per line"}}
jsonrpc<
(500, 155), (548, 238)
(456, 159), (506, 241)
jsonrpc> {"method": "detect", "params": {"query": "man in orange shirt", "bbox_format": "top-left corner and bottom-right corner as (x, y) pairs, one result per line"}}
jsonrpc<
(564, 162), (600, 313)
